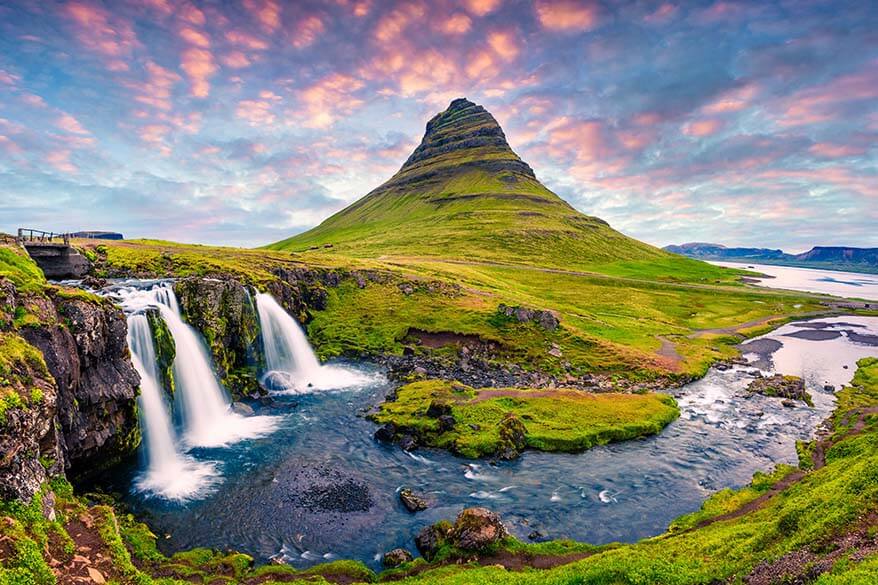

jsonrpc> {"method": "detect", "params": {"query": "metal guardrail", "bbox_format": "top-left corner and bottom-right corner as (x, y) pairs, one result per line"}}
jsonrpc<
(17, 228), (71, 245)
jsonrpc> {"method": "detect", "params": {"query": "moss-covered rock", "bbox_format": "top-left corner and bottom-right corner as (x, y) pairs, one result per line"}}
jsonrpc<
(174, 277), (263, 399)
(145, 308), (175, 396)
(748, 374), (813, 406)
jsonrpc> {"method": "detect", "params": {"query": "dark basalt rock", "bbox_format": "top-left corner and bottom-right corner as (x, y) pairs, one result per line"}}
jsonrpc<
(382, 548), (413, 568)
(415, 522), (452, 561)
(374, 422), (397, 443)
(21, 295), (140, 479)
(398, 434), (418, 451)
(399, 487), (429, 512)
(437, 414), (456, 433)
(0, 320), (63, 500)
(426, 400), (452, 418)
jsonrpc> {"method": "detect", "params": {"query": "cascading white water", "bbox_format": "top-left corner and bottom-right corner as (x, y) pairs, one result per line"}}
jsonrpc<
(153, 289), (279, 448)
(256, 293), (322, 378)
(255, 292), (373, 393)
(126, 313), (219, 501)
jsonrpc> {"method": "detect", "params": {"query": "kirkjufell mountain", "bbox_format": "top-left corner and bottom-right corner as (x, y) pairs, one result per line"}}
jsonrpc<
(269, 98), (695, 272)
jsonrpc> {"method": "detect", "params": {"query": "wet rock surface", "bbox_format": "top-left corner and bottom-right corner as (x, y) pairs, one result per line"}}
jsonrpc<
(398, 488), (428, 512)
(747, 374), (812, 406)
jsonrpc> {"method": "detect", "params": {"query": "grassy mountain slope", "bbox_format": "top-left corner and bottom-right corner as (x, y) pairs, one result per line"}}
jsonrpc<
(267, 99), (728, 281)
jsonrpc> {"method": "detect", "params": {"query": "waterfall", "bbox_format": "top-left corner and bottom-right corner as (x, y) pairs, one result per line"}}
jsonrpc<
(256, 293), (322, 378)
(255, 292), (373, 393)
(153, 289), (279, 448)
(126, 313), (218, 501)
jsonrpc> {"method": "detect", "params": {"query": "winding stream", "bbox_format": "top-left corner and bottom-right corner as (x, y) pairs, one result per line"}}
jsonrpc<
(94, 277), (878, 568)
(84, 264), (878, 567)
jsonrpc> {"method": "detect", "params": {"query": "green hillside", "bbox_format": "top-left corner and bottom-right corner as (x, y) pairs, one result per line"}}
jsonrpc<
(268, 99), (726, 281)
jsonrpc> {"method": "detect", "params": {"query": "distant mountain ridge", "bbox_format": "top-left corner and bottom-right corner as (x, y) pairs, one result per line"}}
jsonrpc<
(664, 242), (878, 274)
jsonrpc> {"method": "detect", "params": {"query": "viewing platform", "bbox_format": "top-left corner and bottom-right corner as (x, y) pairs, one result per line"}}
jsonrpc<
(16, 228), (91, 279)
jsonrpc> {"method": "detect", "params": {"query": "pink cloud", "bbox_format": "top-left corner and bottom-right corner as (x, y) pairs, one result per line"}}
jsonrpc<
(374, 3), (426, 42)
(140, 0), (173, 15)
(179, 26), (211, 48)
(0, 135), (22, 154)
(244, 0), (282, 32)
(46, 149), (77, 173)
(291, 15), (325, 48)
(702, 83), (758, 114)
(775, 62), (878, 127)
(644, 3), (677, 24)
(129, 61), (181, 111)
(464, 0), (502, 16)
(297, 73), (365, 128)
(21, 94), (47, 108)
(181, 48), (217, 98)
(226, 29), (270, 50)
(683, 118), (723, 136)
(465, 49), (497, 79)
(64, 1), (138, 71)
(0, 69), (19, 85)
(809, 142), (867, 158)
(236, 91), (282, 126)
(487, 30), (519, 61)
(222, 51), (252, 69)
(56, 114), (90, 135)
(534, 0), (600, 31)
(442, 13), (472, 35)
(178, 2), (206, 25)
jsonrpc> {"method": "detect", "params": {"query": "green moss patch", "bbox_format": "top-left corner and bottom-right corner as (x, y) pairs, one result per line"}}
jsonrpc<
(372, 380), (680, 458)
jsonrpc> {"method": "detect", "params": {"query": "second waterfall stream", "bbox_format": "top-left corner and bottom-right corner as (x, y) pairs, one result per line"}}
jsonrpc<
(255, 292), (373, 392)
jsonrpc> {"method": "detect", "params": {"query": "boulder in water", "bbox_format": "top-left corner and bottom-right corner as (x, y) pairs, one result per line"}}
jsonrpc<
(230, 402), (255, 416)
(399, 488), (428, 512)
(374, 422), (397, 443)
(261, 371), (297, 392)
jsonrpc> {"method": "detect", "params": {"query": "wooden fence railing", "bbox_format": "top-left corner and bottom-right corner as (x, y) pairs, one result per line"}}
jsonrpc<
(17, 228), (71, 245)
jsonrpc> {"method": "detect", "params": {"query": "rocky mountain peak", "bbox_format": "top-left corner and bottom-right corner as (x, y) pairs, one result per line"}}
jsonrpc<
(398, 98), (535, 179)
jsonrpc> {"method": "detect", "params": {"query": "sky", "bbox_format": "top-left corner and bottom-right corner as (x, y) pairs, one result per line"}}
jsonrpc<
(0, 0), (876, 251)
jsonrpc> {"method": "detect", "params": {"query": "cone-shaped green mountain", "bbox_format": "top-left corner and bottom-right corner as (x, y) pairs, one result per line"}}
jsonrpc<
(269, 98), (689, 272)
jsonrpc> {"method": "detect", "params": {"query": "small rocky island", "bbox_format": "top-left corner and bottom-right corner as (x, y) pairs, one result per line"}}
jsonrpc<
(747, 374), (813, 406)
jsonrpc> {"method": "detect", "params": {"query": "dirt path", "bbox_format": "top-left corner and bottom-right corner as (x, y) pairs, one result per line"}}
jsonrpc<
(655, 335), (683, 370)
(52, 511), (119, 585)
